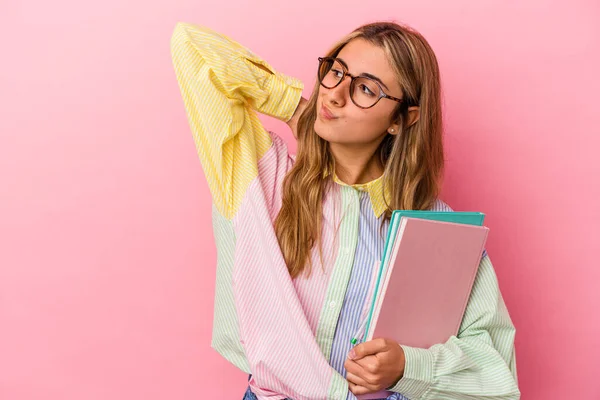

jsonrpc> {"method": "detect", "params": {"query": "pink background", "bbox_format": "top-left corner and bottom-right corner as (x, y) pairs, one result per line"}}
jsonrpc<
(2, 0), (599, 399)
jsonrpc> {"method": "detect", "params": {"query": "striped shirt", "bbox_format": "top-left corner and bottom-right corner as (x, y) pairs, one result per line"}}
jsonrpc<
(170, 22), (520, 400)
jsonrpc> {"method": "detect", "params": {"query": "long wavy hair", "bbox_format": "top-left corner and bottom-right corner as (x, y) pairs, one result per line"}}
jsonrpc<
(274, 21), (444, 279)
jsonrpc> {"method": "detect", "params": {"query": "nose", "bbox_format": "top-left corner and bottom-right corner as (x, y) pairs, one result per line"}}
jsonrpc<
(325, 77), (350, 107)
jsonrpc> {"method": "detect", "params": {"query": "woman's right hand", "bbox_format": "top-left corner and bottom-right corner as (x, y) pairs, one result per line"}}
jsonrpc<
(286, 97), (308, 139)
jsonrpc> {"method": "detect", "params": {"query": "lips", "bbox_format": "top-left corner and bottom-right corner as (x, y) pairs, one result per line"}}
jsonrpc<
(320, 105), (338, 120)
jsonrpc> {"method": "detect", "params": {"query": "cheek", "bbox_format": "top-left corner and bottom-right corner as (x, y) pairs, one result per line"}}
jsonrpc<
(344, 110), (390, 138)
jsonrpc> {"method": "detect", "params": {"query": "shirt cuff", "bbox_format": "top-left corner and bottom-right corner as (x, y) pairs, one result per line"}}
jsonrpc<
(328, 371), (349, 400)
(264, 71), (304, 122)
(243, 55), (303, 122)
(388, 345), (434, 399)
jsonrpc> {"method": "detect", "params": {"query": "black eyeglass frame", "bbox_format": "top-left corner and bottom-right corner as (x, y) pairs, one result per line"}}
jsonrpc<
(317, 56), (405, 109)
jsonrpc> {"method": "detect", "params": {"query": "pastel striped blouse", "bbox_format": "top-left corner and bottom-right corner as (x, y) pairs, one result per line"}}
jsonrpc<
(170, 22), (520, 400)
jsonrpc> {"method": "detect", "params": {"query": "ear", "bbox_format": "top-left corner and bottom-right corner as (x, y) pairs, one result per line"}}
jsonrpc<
(406, 106), (420, 127)
(388, 106), (420, 135)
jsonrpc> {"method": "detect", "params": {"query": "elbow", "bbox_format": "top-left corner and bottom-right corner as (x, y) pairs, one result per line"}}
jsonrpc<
(509, 387), (521, 400)
(500, 374), (521, 400)
(170, 22), (182, 46)
(170, 22), (190, 55)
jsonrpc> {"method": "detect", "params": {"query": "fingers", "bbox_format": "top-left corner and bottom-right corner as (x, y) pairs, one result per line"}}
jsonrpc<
(348, 338), (389, 360)
(348, 381), (373, 396)
(346, 355), (380, 376)
(346, 371), (371, 388)
(347, 365), (379, 395)
(345, 358), (383, 390)
(345, 357), (366, 378)
(345, 339), (403, 396)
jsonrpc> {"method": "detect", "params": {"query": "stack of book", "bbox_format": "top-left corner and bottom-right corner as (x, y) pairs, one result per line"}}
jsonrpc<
(354, 211), (488, 400)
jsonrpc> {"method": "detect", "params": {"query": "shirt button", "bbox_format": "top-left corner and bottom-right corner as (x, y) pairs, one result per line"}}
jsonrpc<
(333, 390), (340, 398)
(329, 301), (336, 309)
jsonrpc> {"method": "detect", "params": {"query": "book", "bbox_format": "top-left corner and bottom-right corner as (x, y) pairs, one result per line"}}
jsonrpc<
(355, 214), (488, 400)
(361, 211), (485, 343)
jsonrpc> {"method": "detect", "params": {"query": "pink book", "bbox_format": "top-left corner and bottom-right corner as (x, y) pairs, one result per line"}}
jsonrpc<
(357, 217), (488, 399)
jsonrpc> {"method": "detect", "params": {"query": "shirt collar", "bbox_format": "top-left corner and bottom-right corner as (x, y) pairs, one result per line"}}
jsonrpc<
(331, 173), (390, 218)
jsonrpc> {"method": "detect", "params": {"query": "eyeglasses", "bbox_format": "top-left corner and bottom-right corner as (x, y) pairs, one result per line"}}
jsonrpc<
(317, 57), (404, 109)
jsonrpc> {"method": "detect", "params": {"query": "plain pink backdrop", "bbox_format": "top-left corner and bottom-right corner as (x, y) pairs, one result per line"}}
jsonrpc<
(2, 0), (599, 399)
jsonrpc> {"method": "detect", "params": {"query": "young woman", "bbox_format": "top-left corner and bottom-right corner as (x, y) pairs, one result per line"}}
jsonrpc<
(171, 21), (519, 400)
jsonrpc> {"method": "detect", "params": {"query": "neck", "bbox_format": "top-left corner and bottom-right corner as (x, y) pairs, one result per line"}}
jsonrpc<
(329, 141), (384, 185)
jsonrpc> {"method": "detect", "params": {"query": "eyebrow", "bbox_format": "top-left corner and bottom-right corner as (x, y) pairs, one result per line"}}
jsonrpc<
(337, 57), (390, 91)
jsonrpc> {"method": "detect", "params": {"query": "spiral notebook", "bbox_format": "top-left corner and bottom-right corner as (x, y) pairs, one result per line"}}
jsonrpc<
(355, 215), (488, 400)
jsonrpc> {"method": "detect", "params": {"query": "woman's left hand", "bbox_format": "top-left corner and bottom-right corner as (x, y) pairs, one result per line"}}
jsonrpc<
(286, 97), (307, 139)
(344, 338), (406, 396)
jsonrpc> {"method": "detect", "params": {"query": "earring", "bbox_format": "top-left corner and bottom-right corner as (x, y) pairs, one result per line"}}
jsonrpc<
(390, 128), (395, 133)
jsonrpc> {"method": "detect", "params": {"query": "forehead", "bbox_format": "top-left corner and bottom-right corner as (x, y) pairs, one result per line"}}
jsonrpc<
(336, 38), (399, 92)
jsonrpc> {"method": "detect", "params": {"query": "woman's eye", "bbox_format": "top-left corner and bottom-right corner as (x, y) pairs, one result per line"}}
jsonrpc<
(359, 84), (375, 96)
(331, 69), (344, 78)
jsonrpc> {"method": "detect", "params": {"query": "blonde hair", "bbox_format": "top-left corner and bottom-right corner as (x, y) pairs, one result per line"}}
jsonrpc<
(275, 21), (444, 278)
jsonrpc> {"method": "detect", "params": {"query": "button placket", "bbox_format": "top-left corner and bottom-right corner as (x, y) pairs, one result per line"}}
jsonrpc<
(315, 186), (361, 360)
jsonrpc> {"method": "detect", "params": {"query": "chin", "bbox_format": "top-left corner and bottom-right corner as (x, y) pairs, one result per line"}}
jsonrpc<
(314, 119), (339, 143)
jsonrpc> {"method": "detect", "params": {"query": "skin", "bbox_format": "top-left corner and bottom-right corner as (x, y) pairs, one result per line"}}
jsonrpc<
(288, 38), (419, 185)
(286, 38), (421, 395)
